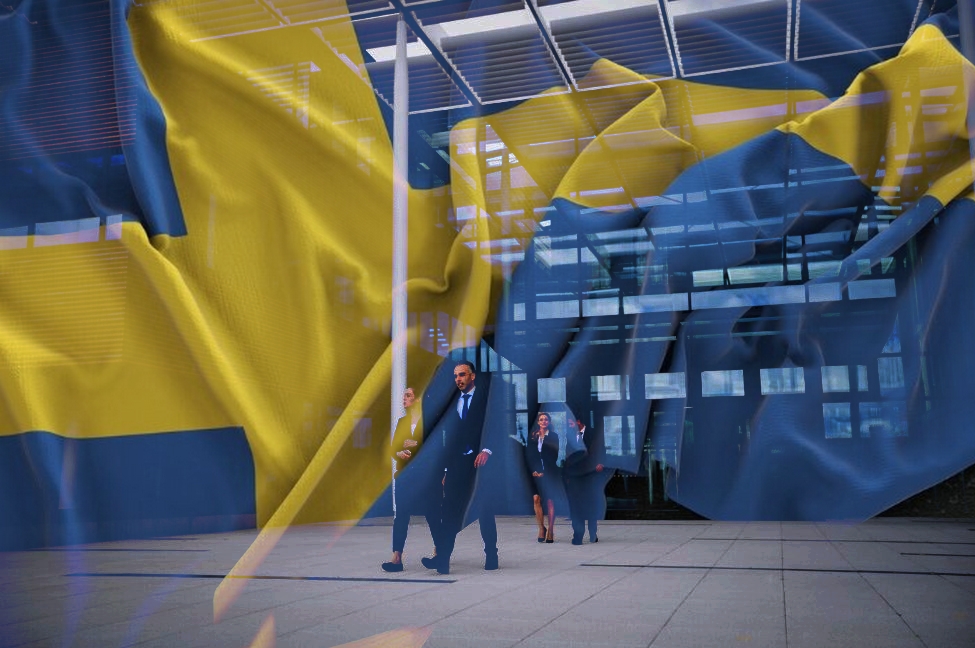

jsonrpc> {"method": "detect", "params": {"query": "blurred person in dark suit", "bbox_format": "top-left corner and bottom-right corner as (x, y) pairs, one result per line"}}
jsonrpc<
(562, 415), (611, 545)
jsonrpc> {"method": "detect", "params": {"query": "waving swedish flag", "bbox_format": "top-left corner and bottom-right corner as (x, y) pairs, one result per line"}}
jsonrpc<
(1, 0), (973, 550)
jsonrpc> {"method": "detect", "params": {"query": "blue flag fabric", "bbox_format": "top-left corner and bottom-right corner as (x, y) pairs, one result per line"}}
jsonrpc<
(1, 0), (973, 557)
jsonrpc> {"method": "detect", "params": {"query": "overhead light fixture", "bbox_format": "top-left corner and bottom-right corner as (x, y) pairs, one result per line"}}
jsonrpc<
(413, 8), (540, 54)
(431, 9), (535, 39)
(368, 10), (536, 62)
(366, 40), (432, 63)
(538, 0), (652, 23)
(666, 0), (782, 19)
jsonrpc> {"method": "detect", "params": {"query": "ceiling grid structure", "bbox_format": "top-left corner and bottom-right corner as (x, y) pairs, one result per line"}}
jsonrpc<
(793, 0), (927, 61)
(270, 0), (392, 23)
(131, 0), (961, 116)
(409, 0), (571, 105)
(356, 13), (472, 113)
(533, 0), (676, 91)
(663, 0), (793, 77)
(180, 0), (394, 41)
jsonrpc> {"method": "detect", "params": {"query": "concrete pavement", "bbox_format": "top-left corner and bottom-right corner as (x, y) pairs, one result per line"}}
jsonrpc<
(2, 517), (974, 647)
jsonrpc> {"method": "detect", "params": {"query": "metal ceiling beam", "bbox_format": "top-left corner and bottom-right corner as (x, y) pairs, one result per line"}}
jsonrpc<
(388, 0), (482, 112)
(525, 0), (574, 92)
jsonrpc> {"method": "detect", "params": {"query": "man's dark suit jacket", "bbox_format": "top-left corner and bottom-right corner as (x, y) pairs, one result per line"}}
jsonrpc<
(564, 425), (606, 477)
(434, 378), (491, 477)
(394, 368), (493, 506)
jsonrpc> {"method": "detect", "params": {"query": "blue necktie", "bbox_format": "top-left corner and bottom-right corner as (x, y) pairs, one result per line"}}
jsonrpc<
(461, 393), (470, 420)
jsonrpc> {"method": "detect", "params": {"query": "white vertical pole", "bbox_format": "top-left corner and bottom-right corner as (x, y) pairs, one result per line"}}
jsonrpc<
(959, 0), (975, 169)
(391, 18), (410, 512)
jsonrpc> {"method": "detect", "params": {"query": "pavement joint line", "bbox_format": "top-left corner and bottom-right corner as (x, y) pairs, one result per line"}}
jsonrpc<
(410, 580), (538, 643)
(276, 569), (470, 641)
(421, 537), (656, 644)
(65, 573), (455, 584)
(509, 559), (646, 646)
(900, 552), (975, 557)
(779, 522), (790, 648)
(579, 564), (975, 577)
(599, 522), (711, 526)
(30, 548), (209, 553)
(643, 558), (714, 647)
(647, 527), (735, 566)
(421, 531), (680, 645)
(689, 537), (975, 545)
(857, 558), (926, 645)
(634, 524), (746, 648)
(309, 558), (588, 644)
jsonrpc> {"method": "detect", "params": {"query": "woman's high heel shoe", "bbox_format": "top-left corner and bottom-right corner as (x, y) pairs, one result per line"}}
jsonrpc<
(537, 526), (547, 543)
(545, 529), (554, 543)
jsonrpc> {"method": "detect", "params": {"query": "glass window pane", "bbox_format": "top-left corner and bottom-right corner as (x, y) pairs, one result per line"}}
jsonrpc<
(645, 373), (687, 399)
(538, 377), (566, 403)
(591, 375), (622, 401)
(702, 370), (745, 397)
(821, 366), (850, 393)
(760, 367), (805, 394)
(823, 403), (852, 438)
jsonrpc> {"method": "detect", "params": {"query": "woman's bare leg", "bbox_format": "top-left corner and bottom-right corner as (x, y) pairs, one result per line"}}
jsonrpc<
(533, 494), (545, 537)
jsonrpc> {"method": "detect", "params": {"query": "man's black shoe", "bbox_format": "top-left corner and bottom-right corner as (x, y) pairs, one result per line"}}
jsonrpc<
(436, 561), (450, 575)
(571, 535), (583, 545)
(484, 553), (499, 570)
(381, 561), (403, 573)
(421, 556), (440, 570)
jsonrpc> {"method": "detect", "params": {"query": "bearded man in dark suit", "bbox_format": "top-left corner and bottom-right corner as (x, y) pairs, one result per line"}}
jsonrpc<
(420, 360), (498, 575)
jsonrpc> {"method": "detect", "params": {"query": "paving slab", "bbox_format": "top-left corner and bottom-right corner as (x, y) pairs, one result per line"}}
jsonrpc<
(782, 539), (852, 570)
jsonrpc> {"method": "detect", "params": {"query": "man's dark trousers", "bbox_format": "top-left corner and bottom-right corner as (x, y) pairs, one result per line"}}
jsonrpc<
(564, 472), (595, 540)
(435, 462), (497, 564)
(563, 470), (612, 541)
(425, 369), (497, 570)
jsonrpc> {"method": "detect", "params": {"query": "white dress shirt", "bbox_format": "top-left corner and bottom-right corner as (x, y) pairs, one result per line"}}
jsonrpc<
(576, 425), (586, 444)
(455, 386), (490, 455)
